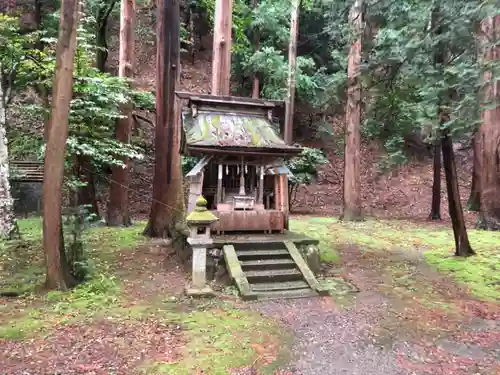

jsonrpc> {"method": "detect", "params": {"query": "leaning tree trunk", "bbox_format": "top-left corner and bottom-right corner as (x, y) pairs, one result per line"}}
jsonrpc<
(478, 15), (500, 230)
(441, 130), (475, 257)
(467, 132), (481, 212)
(107, 0), (135, 227)
(43, 0), (80, 290)
(144, 0), (186, 249)
(342, 0), (363, 221)
(0, 73), (18, 240)
(429, 140), (441, 220)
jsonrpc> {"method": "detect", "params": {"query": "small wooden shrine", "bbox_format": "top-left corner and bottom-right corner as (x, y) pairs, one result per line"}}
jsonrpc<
(178, 92), (301, 234)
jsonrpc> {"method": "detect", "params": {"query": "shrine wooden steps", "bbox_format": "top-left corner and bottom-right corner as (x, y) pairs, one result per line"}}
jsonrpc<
(223, 241), (328, 300)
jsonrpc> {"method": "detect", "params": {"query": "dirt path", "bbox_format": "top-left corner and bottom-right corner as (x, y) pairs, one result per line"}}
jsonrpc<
(250, 246), (500, 375)
(254, 294), (404, 375)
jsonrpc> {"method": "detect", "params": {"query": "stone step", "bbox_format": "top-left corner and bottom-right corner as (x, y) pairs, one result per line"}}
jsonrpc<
(256, 288), (318, 300)
(245, 269), (303, 283)
(236, 249), (290, 258)
(240, 258), (296, 270)
(250, 280), (310, 292)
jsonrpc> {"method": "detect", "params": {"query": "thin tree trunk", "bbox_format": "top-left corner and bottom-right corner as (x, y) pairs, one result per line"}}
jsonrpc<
(284, 0), (299, 144)
(429, 140), (441, 220)
(144, 0), (186, 249)
(467, 132), (480, 212)
(441, 130), (475, 256)
(478, 15), (500, 230)
(43, 0), (80, 290)
(251, 0), (260, 99)
(341, 0), (363, 221)
(211, 0), (232, 95)
(0, 69), (18, 239)
(96, 0), (117, 72)
(77, 156), (100, 216)
(107, 0), (135, 227)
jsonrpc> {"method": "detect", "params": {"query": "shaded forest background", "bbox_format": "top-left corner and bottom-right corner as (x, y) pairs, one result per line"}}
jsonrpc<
(6, 0), (477, 223)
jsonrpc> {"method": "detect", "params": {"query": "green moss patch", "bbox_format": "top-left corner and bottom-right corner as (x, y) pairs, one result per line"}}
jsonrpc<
(290, 217), (340, 263)
(0, 218), (147, 294)
(145, 306), (291, 375)
(291, 217), (499, 302)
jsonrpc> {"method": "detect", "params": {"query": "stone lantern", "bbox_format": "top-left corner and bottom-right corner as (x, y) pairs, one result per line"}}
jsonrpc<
(185, 195), (219, 296)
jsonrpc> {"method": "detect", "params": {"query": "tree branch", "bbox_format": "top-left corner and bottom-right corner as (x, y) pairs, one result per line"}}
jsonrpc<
(133, 113), (155, 127)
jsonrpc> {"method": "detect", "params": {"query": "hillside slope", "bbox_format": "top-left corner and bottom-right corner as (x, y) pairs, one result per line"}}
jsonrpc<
(98, 10), (478, 223)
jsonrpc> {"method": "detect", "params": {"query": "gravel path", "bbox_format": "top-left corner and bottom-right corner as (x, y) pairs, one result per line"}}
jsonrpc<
(245, 246), (500, 375)
(252, 291), (407, 375)
(251, 291), (500, 375)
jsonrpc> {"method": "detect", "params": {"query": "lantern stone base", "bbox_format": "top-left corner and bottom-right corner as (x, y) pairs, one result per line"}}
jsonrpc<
(185, 285), (215, 297)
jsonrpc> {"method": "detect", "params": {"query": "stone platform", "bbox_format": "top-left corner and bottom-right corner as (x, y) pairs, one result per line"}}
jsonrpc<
(212, 231), (319, 247)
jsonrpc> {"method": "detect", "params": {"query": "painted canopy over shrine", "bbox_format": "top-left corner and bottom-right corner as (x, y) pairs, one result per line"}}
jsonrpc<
(177, 92), (300, 156)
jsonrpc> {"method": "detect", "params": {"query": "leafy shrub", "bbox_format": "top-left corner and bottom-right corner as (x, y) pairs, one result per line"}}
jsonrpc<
(286, 147), (328, 209)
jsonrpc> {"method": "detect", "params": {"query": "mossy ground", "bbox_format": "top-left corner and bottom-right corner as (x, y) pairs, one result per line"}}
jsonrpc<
(291, 216), (499, 302)
(0, 217), (291, 374)
(1, 216), (498, 373)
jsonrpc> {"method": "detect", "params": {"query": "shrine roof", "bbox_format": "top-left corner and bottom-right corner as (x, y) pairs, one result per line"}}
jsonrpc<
(178, 92), (300, 155)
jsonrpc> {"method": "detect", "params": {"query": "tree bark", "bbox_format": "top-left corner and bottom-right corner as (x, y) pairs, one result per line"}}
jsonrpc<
(429, 140), (441, 220)
(251, 0), (260, 99)
(43, 0), (80, 290)
(341, 0), (363, 221)
(76, 156), (100, 216)
(283, 0), (299, 144)
(478, 15), (500, 230)
(96, 1), (117, 73)
(107, 0), (135, 227)
(467, 132), (480, 212)
(441, 130), (475, 256)
(0, 68), (18, 239)
(144, 0), (186, 248)
(211, 0), (232, 95)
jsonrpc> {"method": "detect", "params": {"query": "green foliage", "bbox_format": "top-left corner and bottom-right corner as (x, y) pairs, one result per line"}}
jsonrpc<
(286, 146), (328, 185)
(64, 205), (99, 282)
(360, 0), (497, 161)
(181, 155), (199, 176)
(286, 147), (328, 208)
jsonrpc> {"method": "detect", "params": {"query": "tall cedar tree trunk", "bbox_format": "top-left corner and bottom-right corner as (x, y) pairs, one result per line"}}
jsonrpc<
(107, 0), (135, 226)
(341, 0), (363, 221)
(0, 67), (18, 239)
(478, 15), (500, 230)
(211, 0), (232, 95)
(467, 132), (481, 211)
(429, 140), (441, 220)
(442, 130), (475, 256)
(428, 3), (442, 221)
(284, 0), (299, 144)
(43, 0), (80, 290)
(251, 0), (260, 98)
(143, 0), (186, 247)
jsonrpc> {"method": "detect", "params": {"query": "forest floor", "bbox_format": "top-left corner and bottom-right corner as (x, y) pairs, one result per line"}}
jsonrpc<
(0, 217), (499, 375)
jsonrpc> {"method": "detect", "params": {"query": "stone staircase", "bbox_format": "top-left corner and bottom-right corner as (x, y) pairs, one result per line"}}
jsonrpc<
(223, 241), (328, 300)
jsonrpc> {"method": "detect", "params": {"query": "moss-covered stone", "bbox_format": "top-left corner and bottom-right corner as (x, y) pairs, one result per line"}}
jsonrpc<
(185, 196), (218, 225)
